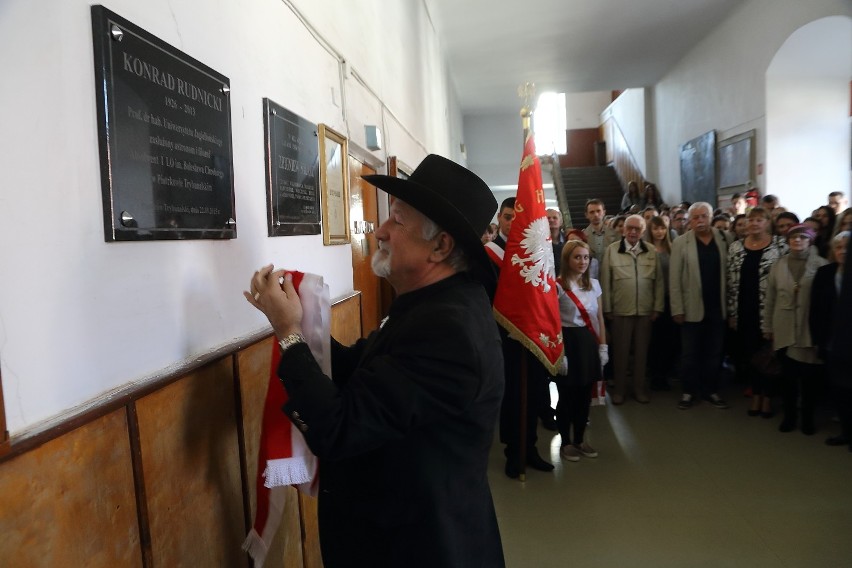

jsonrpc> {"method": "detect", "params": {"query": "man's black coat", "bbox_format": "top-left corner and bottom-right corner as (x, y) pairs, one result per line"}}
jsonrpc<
(278, 273), (505, 567)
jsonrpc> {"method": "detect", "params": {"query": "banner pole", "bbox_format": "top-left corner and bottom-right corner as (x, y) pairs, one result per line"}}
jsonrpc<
(516, 82), (535, 482)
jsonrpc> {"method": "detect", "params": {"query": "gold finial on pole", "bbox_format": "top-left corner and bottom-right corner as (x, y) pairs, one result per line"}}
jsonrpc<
(518, 82), (536, 134)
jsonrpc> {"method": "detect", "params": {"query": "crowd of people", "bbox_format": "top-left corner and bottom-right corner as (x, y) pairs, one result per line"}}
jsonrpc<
(486, 187), (852, 476)
(243, 149), (848, 565)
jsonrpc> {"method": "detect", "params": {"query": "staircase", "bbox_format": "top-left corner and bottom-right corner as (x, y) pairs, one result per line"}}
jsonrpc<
(559, 166), (624, 229)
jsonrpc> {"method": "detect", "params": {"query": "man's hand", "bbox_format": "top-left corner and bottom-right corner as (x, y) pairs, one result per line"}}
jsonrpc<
(244, 264), (304, 339)
(672, 314), (685, 325)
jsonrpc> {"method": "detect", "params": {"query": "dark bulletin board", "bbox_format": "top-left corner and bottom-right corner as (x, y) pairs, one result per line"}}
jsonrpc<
(679, 130), (716, 205)
(718, 130), (755, 190)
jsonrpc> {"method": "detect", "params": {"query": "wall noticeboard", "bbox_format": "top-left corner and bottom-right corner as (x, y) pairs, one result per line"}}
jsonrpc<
(679, 130), (717, 206)
(718, 130), (755, 191)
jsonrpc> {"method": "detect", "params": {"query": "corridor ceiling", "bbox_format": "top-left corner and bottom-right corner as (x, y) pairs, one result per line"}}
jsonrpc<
(425, 0), (743, 114)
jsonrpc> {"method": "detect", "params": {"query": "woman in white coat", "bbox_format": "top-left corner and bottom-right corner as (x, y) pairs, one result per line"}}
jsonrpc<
(763, 224), (828, 434)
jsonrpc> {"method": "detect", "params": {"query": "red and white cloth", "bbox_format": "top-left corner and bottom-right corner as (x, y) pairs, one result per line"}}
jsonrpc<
(242, 271), (330, 567)
(484, 240), (505, 267)
(492, 133), (564, 374)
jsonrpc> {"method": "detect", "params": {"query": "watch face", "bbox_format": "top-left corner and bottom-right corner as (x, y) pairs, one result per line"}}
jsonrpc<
(279, 333), (305, 351)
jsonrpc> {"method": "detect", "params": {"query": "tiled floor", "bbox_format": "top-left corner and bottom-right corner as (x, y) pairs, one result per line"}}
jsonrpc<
(489, 385), (852, 567)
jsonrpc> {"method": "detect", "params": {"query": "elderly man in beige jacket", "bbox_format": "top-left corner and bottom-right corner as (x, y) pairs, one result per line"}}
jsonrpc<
(669, 202), (730, 410)
(601, 215), (664, 404)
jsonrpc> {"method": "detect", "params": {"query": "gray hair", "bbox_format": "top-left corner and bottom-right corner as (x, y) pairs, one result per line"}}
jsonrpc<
(421, 215), (470, 272)
(834, 230), (851, 243)
(687, 202), (713, 217)
(624, 214), (646, 231)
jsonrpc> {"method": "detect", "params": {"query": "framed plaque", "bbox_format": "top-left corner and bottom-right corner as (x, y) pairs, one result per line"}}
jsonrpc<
(263, 99), (321, 236)
(318, 124), (350, 245)
(91, 6), (236, 241)
(718, 130), (755, 191)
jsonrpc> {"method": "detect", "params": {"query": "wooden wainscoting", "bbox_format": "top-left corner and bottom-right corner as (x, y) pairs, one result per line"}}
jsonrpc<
(136, 357), (247, 566)
(0, 408), (141, 566)
(0, 292), (363, 567)
(329, 291), (362, 346)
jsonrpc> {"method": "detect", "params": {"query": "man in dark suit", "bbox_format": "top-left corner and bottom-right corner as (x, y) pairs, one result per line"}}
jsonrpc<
(246, 155), (505, 567)
(493, 197), (515, 249)
(669, 202), (730, 410)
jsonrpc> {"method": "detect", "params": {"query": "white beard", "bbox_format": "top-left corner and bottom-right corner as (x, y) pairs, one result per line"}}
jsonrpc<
(371, 247), (391, 278)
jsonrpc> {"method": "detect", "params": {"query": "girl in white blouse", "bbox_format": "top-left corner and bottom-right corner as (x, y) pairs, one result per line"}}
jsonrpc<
(556, 240), (608, 461)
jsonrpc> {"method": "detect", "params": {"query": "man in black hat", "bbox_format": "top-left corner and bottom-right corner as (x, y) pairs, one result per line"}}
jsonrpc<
(245, 154), (505, 567)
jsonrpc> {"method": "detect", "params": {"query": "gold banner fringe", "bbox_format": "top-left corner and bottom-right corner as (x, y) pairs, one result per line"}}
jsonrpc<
(493, 310), (563, 376)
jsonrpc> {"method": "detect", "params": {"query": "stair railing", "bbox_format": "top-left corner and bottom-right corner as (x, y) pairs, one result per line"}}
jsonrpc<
(546, 153), (573, 229)
(600, 118), (645, 197)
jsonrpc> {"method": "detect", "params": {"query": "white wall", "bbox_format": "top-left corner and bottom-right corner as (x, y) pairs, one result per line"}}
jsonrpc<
(601, 88), (648, 176)
(290, 0), (465, 164)
(0, 0), (462, 434)
(465, 92), (612, 193)
(464, 93), (611, 216)
(766, 16), (852, 217)
(464, 112), (524, 190)
(652, 0), (852, 208)
(566, 91), (611, 129)
(463, 112), (525, 214)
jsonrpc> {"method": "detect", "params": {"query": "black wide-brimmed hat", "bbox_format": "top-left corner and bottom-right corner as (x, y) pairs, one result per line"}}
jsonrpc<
(363, 154), (498, 296)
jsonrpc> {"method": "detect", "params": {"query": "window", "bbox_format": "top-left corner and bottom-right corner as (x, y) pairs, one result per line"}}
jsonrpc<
(533, 92), (566, 155)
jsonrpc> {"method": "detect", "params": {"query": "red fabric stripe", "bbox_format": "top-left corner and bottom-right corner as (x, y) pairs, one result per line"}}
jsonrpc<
(252, 271), (305, 535)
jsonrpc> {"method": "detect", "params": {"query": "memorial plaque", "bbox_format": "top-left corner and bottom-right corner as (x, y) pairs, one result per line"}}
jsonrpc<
(91, 6), (236, 241)
(263, 100), (321, 236)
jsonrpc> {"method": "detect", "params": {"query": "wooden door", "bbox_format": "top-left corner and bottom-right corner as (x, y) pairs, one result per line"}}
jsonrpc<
(348, 156), (382, 337)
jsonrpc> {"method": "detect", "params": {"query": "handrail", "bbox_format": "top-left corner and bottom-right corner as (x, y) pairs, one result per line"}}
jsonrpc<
(545, 153), (573, 229)
(600, 118), (645, 199)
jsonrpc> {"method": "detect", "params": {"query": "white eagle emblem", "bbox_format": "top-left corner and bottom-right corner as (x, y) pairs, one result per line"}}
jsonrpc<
(510, 217), (555, 293)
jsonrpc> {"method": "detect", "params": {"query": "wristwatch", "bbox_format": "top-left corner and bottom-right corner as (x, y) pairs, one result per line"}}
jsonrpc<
(278, 332), (306, 353)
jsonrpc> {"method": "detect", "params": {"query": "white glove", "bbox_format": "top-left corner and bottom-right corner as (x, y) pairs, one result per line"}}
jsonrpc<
(557, 354), (569, 376)
(598, 344), (609, 368)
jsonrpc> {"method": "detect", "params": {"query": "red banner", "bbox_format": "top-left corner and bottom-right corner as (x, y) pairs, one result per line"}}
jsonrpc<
(493, 133), (563, 374)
